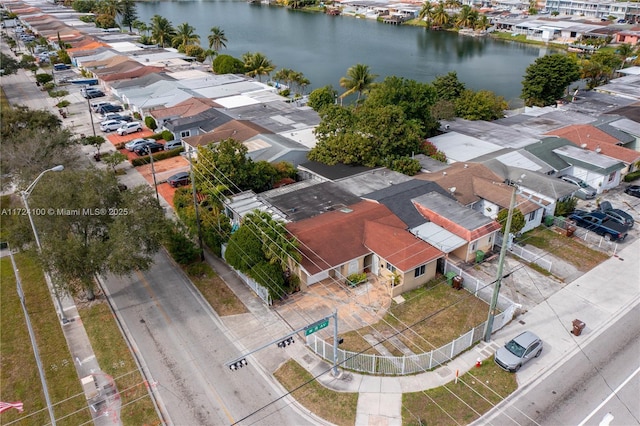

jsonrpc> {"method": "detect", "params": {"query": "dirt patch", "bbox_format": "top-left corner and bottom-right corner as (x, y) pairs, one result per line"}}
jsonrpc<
(525, 227), (609, 271)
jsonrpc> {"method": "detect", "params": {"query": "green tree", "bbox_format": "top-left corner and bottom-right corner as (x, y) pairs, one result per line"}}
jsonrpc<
(211, 54), (245, 74)
(307, 85), (338, 112)
(102, 150), (127, 173)
(363, 76), (439, 137)
(580, 60), (609, 89)
(164, 222), (200, 265)
(81, 135), (106, 156)
(0, 53), (20, 75)
(497, 208), (525, 235)
(194, 138), (255, 192)
(132, 19), (149, 35)
(95, 13), (117, 29)
(615, 43), (635, 63)
(521, 54), (580, 107)
(242, 52), (275, 82)
(29, 170), (166, 300)
(455, 89), (508, 121)
(207, 26), (228, 53)
(172, 22), (200, 51)
(119, 0), (138, 32)
(150, 14), (176, 48)
(339, 63), (377, 105)
(184, 45), (206, 62)
(35, 73), (53, 85)
(224, 224), (265, 273)
(71, 0), (96, 13)
(455, 5), (473, 28)
(432, 71), (466, 101)
(431, 2), (450, 27)
(418, 1), (434, 27)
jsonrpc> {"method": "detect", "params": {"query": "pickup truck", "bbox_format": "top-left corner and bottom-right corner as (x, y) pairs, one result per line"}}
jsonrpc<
(568, 210), (628, 241)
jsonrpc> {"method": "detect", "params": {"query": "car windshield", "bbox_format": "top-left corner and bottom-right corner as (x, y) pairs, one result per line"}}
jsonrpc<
(505, 340), (526, 357)
(578, 181), (588, 188)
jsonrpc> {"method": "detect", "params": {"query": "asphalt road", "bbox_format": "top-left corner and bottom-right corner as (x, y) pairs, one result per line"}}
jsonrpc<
(481, 303), (640, 426)
(101, 250), (311, 426)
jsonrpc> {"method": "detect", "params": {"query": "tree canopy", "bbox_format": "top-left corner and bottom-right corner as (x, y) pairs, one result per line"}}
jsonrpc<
(27, 170), (167, 300)
(521, 54), (580, 107)
(339, 63), (378, 104)
(212, 54), (245, 74)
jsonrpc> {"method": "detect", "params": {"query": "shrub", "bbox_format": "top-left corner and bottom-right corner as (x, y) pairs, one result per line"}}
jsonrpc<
(145, 116), (158, 131)
(115, 141), (127, 150)
(130, 147), (184, 167)
(56, 100), (70, 108)
(554, 197), (578, 217)
(148, 133), (163, 140)
(346, 272), (367, 285)
(161, 130), (174, 141)
(35, 73), (53, 84)
(42, 82), (55, 91)
(133, 111), (141, 120)
(164, 223), (200, 265)
(623, 170), (640, 182)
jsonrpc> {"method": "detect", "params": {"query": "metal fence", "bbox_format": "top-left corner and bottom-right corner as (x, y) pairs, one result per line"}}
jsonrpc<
(444, 261), (514, 312)
(307, 306), (515, 375)
(494, 232), (553, 273)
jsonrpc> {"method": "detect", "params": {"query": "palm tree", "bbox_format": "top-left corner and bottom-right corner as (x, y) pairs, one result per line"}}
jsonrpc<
(418, 1), (434, 27)
(242, 52), (275, 82)
(208, 26), (228, 53)
(132, 20), (149, 36)
(616, 43), (635, 63)
(172, 22), (200, 51)
(97, 0), (122, 20)
(339, 63), (377, 105)
(150, 14), (176, 48)
(455, 5), (472, 28)
(432, 2), (450, 27)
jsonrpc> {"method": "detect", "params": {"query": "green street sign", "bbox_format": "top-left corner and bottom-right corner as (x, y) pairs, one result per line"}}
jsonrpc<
(305, 319), (329, 336)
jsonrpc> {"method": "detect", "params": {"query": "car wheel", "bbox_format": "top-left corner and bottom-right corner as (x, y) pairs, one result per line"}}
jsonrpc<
(514, 364), (521, 372)
(535, 349), (542, 358)
(604, 233), (613, 241)
(137, 128), (142, 132)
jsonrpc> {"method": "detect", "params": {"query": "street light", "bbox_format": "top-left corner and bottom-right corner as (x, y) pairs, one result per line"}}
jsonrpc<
(22, 165), (68, 324)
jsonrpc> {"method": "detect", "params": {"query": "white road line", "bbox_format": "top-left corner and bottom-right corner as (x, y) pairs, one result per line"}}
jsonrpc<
(577, 365), (640, 426)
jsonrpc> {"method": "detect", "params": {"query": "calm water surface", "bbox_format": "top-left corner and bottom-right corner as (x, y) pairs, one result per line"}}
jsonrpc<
(137, 0), (555, 105)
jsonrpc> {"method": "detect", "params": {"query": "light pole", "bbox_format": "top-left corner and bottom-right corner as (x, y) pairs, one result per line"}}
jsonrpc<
(85, 88), (96, 137)
(22, 165), (68, 324)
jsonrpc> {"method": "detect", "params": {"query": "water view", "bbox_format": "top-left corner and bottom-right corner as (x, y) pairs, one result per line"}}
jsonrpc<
(137, 0), (555, 106)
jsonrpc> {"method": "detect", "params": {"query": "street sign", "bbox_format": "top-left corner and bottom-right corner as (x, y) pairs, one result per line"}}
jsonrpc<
(305, 319), (329, 336)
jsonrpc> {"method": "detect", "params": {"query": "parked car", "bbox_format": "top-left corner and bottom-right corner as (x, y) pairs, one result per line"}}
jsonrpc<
(91, 101), (111, 112)
(494, 331), (543, 372)
(595, 201), (634, 228)
(568, 210), (628, 241)
(134, 142), (164, 156)
(559, 175), (597, 200)
(116, 122), (142, 136)
(164, 139), (183, 151)
(99, 119), (125, 132)
(124, 137), (155, 151)
(97, 104), (124, 115)
(624, 185), (640, 198)
(167, 172), (190, 187)
(82, 89), (105, 99)
(103, 113), (133, 122)
(53, 63), (70, 71)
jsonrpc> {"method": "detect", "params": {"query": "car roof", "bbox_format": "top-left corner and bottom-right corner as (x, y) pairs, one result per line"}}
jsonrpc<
(171, 172), (189, 178)
(512, 331), (540, 347)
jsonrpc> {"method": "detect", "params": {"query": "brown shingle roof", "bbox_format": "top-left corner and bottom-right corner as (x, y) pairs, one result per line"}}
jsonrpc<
(150, 97), (219, 120)
(183, 120), (271, 147)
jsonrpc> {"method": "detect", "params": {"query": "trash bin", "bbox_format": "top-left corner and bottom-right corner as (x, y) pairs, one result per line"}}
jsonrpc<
(452, 275), (464, 290)
(544, 215), (555, 227)
(445, 271), (457, 287)
(571, 319), (586, 336)
(475, 250), (485, 263)
(566, 220), (576, 237)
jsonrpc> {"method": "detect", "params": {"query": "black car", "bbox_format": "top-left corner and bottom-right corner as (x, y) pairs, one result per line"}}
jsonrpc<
(134, 142), (164, 156)
(167, 172), (190, 188)
(83, 90), (105, 99)
(97, 104), (123, 114)
(625, 185), (640, 198)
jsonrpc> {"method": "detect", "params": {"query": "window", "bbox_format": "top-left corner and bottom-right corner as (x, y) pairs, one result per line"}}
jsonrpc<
(528, 211), (536, 221)
(414, 265), (426, 278)
(607, 172), (615, 183)
(471, 242), (477, 251)
(386, 263), (396, 273)
(180, 130), (191, 138)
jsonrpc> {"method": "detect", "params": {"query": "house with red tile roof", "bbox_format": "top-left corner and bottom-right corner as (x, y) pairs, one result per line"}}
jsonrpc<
(286, 200), (443, 296)
(546, 124), (640, 176)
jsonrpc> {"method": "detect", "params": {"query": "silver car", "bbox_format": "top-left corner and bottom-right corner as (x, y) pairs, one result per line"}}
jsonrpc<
(494, 331), (543, 372)
(559, 175), (597, 200)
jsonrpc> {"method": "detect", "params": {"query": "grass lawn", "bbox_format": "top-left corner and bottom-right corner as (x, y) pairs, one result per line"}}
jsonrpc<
(79, 301), (160, 425)
(1, 253), (91, 426)
(402, 358), (518, 425)
(338, 279), (489, 356)
(274, 360), (358, 426)
(522, 227), (609, 271)
(183, 261), (248, 316)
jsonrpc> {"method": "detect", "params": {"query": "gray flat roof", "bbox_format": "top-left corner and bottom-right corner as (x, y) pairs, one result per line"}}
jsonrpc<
(411, 222), (467, 253)
(412, 192), (496, 232)
(334, 168), (413, 197)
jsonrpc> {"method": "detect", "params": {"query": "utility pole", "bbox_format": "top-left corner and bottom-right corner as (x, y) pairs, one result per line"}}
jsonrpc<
(147, 145), (160, 204)
(187, 147), (204, 261)
(483, 182), (518, 342)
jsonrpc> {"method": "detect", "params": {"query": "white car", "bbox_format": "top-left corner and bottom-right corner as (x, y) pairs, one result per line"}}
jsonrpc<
(116, 122), (143, 136)
(99, 120), (125, 132)
(124, 138), (154, 151)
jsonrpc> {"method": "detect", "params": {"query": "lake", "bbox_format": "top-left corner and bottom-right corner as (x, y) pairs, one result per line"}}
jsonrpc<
(136, 0), (555, 106)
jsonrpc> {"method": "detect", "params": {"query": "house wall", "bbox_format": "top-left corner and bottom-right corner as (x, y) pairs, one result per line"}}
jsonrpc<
(389, 260), (438, 298)
(521, 207), (544, 233)
(572, 167), (621, 194)
(616, 33), (640, 46)
(451, 233), (495, 262)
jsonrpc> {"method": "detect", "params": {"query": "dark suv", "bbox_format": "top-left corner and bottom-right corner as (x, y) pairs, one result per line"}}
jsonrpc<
(83, 89), (105, 99)
(134, 142), (164, 156)
(97, 104), (124, 114)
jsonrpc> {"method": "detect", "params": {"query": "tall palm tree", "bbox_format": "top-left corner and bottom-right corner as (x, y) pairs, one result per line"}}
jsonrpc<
(150, 14), (176, 48)
(172, 22), (200, 51)
(242, 52), (275, 82)
(616, 43), (635, 63)
(432, 2), (450, 28)
(339, 63), (377, 104)
(208, 26), (228, 53)
(418, 1), (434, 27)
(97, 0), (122, 20)
(132, 20), (149, 35)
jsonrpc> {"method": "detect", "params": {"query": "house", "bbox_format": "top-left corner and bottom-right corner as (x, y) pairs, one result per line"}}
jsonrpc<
(615, 29), (640, 46)
(546, 124), (640, 175)
(286, 200), (443, 296)
(182, 119), (271, 151)
(163, 109), (232, 142)
(148, 97), (220, 128)
(411, 192), (502, 263)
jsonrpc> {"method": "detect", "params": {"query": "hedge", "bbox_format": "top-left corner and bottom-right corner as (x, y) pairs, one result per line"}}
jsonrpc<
(623, 170), (640, 182)
(131, 147), (184, 167)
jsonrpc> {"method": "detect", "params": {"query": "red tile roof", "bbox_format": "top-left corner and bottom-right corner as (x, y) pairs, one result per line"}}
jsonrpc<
(546, 125), (640, 164)
(287, 200), (442, 275)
